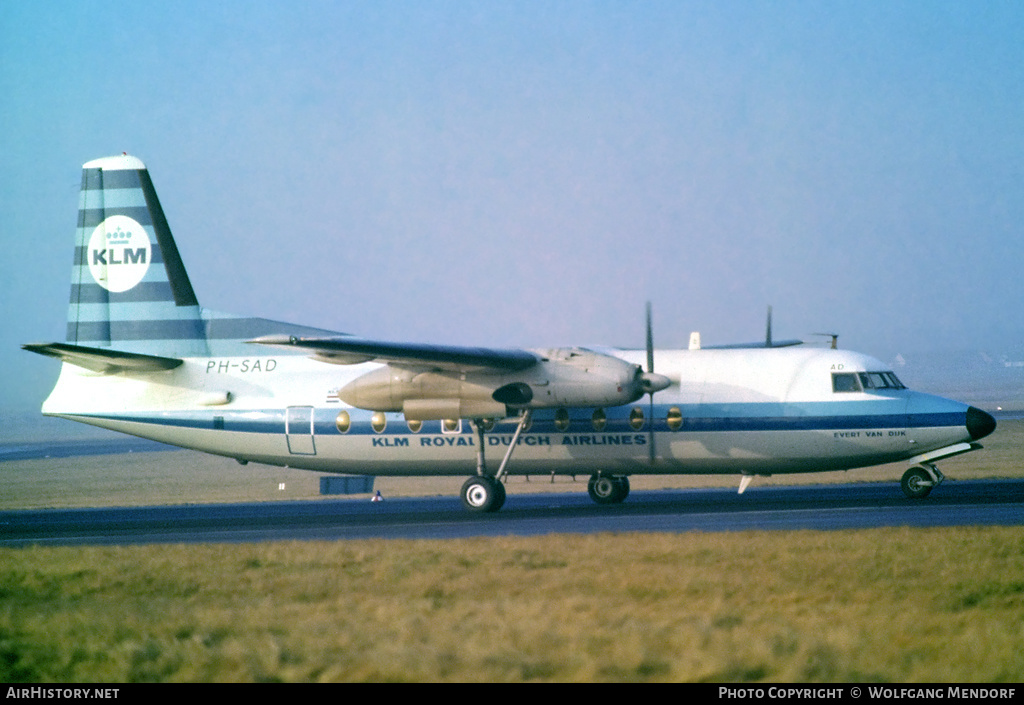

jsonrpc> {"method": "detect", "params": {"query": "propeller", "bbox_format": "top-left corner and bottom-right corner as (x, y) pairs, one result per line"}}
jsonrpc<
(642, 302), (671, 462)
(647, 301), (655, 377)
(640, 302), (671, 395)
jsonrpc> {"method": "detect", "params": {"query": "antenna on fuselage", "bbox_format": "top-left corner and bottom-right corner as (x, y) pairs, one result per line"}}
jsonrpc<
(814, 333), (839, 349)
(765, 306), (773, 348)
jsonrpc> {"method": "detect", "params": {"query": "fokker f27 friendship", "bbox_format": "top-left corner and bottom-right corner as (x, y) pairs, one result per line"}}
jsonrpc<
(24, 154), (997, 512)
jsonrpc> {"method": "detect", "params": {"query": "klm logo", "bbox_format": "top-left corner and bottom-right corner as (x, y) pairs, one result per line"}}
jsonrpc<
(106, 227), (132, 243)
(86, 216), (152, 293)
(92, 248), (147, 265)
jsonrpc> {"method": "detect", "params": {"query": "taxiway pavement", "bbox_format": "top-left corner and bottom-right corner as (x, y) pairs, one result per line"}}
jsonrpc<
(1, 479), (1022, 546)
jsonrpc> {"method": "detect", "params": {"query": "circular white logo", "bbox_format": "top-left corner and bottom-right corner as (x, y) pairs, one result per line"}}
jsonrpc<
(87, 216), (152, 292)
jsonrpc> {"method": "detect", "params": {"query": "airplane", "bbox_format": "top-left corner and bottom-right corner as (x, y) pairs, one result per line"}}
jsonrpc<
(23, 154), (997, 512)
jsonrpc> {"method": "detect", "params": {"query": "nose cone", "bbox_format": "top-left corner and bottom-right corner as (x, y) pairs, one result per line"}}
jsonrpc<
(967, 406), (997, 441)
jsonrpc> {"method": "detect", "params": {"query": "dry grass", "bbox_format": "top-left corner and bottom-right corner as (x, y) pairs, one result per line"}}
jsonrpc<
(2, 527), (1023, 682)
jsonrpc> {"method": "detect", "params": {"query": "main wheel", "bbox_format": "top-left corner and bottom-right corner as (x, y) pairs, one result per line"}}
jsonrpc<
(461, 476), (504, 512)
(901, 466), (934, 499)
(588, 474), (629, 504)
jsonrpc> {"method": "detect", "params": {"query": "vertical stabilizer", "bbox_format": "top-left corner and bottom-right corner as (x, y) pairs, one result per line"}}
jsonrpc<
(70, 154), (209, 356)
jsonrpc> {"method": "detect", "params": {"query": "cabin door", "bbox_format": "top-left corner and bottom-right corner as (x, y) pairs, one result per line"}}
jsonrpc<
(286, 406), (317, 455)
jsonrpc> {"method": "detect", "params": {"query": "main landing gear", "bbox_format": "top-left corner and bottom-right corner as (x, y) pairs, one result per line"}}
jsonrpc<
(461, 471), (632, 511)
(459, 411), (633, 512)
(901, 463), (945, 499)
(587, 474), (630, 504)
(461, 411), (531, 513)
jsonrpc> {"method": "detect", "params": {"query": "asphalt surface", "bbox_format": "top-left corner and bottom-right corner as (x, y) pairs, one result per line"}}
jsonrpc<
(1, 479), (1022, 546)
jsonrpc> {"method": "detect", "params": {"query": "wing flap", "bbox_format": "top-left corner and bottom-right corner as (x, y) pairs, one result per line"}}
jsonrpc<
(23, 342), (183, 374)
(248, 335), (539, 372)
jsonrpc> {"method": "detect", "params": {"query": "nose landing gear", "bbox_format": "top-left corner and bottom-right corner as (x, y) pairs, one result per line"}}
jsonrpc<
(901, 463), (944, 499)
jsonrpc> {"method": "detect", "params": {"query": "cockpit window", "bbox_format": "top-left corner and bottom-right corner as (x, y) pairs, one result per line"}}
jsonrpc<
(832, 373), (861, 393)
(859, 372), (906, 390)
(834, 371), (906, 393)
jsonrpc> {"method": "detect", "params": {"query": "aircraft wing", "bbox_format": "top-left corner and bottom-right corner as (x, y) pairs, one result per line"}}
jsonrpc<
(248, 335), (540, 372)
(22, 342), (183, 374)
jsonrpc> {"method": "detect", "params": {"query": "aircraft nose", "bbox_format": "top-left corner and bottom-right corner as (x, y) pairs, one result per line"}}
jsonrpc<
(966, 406), (997, 441)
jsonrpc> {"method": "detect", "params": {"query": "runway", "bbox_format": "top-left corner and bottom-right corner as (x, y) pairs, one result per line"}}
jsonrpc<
(2, 479), (1022, 546)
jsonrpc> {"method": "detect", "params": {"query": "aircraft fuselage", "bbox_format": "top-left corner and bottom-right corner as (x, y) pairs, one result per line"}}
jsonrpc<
(41, 344), (989, 478)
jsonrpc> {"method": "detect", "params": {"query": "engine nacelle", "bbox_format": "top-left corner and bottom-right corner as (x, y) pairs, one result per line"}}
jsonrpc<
(523, 348), (653, 407)
(337, 347), (670, 419)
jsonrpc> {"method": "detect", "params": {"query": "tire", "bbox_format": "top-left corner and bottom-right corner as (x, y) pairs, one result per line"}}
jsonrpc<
(901, 466), (933, 499)
(588, 474), (629, 504)
(461, 476), (502, 512)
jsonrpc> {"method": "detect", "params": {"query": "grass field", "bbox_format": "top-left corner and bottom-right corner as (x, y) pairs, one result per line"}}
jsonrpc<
(2, 420), (1022, 682)
(2, 528), (1023, 682)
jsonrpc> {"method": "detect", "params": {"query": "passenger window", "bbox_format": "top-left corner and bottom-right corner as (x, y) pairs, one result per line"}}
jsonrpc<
(554, 408), (570, 432)
(629, 407), (645, 430)
(832, 373), (861, 393)
(335, 411), (351, 434)
(666, 407), (683, 431)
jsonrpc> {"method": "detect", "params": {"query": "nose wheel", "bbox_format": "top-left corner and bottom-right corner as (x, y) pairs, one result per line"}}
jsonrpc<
(901, 464), (944, 499)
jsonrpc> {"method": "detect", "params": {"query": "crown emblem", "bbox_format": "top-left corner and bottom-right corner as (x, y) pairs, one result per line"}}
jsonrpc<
(106, 227), (132, 242)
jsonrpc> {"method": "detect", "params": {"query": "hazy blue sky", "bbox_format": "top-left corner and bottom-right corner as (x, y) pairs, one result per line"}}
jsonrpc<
(3, 1), (1023, 411)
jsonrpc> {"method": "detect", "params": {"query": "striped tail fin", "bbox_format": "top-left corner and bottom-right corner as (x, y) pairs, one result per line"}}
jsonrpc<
(70, 154), (209, 357)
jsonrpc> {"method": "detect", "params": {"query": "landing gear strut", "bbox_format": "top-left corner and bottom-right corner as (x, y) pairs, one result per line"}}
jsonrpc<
(461, 411), (531, 513)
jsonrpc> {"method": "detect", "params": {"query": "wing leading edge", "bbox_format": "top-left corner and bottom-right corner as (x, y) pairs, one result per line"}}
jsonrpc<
(248, 335), (540, 373)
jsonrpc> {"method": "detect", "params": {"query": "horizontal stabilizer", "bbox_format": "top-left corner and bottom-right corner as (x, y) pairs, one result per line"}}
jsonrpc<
(22, 342), (183, 374)
(248, 335), (539, 372)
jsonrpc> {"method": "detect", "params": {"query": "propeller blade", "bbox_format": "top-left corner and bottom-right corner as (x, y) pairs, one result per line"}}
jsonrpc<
(646, 301), (656, 463)
(646, 301), (654, 373)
